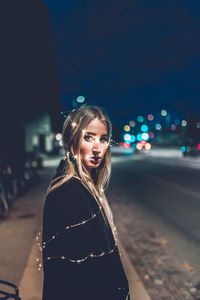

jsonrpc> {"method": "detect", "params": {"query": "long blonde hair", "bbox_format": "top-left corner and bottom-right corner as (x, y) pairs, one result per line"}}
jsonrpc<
(48, 105), (116, 238)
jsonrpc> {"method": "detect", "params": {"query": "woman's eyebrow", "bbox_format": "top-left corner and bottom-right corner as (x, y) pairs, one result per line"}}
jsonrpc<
(85, 131), (96, 135)
(86, 132), (108, 136)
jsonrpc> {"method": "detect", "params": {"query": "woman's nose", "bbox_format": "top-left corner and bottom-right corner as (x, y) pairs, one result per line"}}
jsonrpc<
(92, 141), (101, 152)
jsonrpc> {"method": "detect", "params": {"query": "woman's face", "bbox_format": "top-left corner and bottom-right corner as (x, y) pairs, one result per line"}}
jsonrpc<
(80, 118), (109, 172)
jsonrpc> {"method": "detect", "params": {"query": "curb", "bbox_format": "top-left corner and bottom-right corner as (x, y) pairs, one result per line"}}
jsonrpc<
(118, 241), (152, 300)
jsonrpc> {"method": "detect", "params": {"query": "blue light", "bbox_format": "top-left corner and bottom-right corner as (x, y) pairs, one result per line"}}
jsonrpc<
(130, 135), (136, 142)
(136, 133), (142, 141)
(181, 146), (186, 153)
(124, 133), (131, 142)
(76, 96), (85, 103)
(141, 133), (149, 141)
(137, 116), (144, 122)
(155, 123), (162, 130)
(141, 125), (148, 132)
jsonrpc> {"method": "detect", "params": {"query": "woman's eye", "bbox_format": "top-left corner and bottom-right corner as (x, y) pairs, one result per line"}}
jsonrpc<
(84, 135), (93, 142)
(100, 137), (108, 143)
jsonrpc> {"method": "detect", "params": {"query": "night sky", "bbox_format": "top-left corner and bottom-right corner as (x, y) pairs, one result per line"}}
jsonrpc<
(1, 0), (200, 129)
(42, 0), (200, 122)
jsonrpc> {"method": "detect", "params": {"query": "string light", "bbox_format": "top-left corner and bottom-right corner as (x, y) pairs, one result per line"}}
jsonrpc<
(43, 243), (117, 264)
(36, 205), (119, 270)
(43, 209), (101, 245)
(35, 201), (128, 296)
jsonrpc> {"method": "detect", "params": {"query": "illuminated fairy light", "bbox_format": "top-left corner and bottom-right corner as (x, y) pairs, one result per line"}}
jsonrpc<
(110, 139), (119, 146)
(36, 205), (119, 271)
(82, 128), (86, 135)
(43, 243), (117, 264)
(43, 209), (101, 245)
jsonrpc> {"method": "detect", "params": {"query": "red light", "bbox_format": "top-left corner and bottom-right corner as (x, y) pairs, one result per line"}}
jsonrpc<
(197, 144), (200, 150)
(124, 143), (131, 148)
(149, 132), (154, 138)
(141, 140), (146, 146)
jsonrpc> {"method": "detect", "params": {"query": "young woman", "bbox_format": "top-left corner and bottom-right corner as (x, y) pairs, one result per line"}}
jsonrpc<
(42, 105), (130, 300)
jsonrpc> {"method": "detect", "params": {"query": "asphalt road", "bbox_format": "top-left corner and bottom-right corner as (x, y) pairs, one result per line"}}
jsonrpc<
(110, 148), (200, 276)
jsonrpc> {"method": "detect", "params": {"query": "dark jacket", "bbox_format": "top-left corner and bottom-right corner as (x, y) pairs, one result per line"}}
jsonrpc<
(42, 165), (130, 300)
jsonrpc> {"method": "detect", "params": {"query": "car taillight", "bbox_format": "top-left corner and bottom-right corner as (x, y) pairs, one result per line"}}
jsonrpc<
(197, 144), (200, 151)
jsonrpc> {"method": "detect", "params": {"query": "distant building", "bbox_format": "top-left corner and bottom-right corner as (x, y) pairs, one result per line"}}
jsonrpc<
(24, 113), (54, 154)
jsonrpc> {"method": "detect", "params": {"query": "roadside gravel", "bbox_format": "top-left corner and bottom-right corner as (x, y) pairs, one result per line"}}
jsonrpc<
(109, 191), (200, 300)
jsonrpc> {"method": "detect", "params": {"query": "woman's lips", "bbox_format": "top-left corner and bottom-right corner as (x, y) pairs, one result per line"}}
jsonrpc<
(90, 157), (101, 164)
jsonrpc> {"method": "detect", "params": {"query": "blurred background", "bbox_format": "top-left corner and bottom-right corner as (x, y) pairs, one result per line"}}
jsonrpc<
(1, 1), (200, 299)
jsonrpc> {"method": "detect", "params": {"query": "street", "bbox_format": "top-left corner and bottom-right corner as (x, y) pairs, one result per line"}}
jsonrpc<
(108, 147), (200, 299)
(110, 148), (200, 275)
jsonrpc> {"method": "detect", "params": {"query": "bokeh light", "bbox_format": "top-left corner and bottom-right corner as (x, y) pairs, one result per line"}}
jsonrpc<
(161, 109), (167, 116)
(155, 123), (162, 130)
(136, 142), (143, 150)
(130, 135), (136, 142)
(149, 132), (155, 138)
(141, 133), (149, 140)
(171, 124), (176, 130)
(136, 133), (142, 141)
(76, 95), (85, 103)
(181, 120), (187, 127)
(145, 143), (151, 150)
(137, 116), (144, 122)
(124, 133), (131, 142)
(124, 125), (131, 132)
(141, 124), (148, 132)
(56, 133), (62, 141)
(129, 120), (135, 127)
(147, 114), (154, 121)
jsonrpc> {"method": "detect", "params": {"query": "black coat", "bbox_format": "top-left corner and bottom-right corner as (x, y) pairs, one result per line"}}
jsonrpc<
(42, 168), (130, 299)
